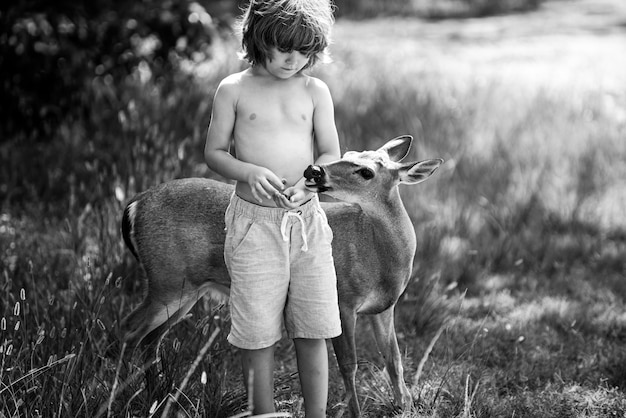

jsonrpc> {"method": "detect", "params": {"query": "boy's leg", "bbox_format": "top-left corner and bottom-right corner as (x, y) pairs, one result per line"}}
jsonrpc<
(294, 338), (329, 418)
(241, 345), (275, 415)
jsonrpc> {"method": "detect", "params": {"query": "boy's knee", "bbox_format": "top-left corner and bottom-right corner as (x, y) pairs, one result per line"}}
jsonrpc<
(294, 337), (326, 347)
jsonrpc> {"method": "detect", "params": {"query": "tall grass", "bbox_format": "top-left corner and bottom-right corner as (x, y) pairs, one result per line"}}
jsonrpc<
(2, 7), (626, 417)
(335, 0), (544, 19)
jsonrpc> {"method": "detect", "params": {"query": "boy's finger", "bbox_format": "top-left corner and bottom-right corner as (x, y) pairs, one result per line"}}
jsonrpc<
(266, 174), (285, 192)
(261, 180), (280, 198)
(278, 193), (300, 209)
(254, 182), (271, 202)
(273, 194), (289, 208)
(251, 187), (263, 203)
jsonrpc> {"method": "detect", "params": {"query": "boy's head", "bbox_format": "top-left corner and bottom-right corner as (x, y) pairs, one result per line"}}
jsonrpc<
(238, 0), (334, 70)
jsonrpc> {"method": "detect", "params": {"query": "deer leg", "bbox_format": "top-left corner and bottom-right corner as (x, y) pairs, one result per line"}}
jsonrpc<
(332, 308), (360, 417)
(120, 300), (173, 352)
(130, 295), (200, 400)
(121, 287), (209, 349)
(120, 290), (208, 401)
(369, 306), (411, 409)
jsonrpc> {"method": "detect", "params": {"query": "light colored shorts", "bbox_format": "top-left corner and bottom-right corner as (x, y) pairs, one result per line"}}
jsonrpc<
(224, 193), (342, 350)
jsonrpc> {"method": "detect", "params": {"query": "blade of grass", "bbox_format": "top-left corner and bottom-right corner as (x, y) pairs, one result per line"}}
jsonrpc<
(160, 327), (221, 418)
(0, 353), (76, 396)
(413, 324), (444, 387)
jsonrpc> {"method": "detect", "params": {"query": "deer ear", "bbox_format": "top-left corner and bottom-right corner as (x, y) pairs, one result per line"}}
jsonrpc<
(379, 135), (413, 162)
(399, 159), (444, 184)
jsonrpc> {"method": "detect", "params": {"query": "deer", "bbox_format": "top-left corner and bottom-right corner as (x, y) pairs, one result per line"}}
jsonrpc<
(119, 135), (443, 416)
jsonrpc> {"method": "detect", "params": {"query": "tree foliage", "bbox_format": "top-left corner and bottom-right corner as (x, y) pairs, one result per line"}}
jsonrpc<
(0, 0), (223, 140)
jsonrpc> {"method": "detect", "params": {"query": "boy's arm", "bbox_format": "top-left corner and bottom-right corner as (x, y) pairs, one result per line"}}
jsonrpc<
(204, 78), (284, 203)
(311, 78), (341, 166)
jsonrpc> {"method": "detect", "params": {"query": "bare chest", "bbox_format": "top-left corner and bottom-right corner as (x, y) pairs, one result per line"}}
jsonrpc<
(236, 85), (314, 130)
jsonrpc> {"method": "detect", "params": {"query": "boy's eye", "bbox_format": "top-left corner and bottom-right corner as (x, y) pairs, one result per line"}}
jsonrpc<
(276, 48), (311, 57)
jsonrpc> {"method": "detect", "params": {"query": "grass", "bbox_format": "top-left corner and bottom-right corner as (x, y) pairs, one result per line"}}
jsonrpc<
(2, 0), (626, 416)
(334, 0), (544, 19)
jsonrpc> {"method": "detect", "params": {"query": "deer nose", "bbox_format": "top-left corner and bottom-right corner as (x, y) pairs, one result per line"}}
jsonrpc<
(304, 165), (325, 184)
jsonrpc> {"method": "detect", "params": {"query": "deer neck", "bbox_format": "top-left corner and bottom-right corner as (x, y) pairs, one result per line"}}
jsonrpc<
(361, 187), (416, 255)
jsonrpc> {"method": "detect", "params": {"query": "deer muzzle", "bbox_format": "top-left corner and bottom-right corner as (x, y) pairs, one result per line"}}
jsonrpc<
(304, 165), (325, 184)
(304, 164), (330, 192)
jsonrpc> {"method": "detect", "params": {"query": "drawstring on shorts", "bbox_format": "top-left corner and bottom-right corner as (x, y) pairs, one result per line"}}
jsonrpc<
(280, 210), (308, 252)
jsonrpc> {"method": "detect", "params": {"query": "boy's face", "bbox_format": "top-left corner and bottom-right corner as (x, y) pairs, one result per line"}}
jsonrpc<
(263, 48), (310, 79)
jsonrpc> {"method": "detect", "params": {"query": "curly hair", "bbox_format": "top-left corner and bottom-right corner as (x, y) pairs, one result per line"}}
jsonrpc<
(237, 0), (335, 69)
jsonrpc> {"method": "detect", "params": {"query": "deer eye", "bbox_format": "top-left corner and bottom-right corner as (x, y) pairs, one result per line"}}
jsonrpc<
(357, 168), (375, 180)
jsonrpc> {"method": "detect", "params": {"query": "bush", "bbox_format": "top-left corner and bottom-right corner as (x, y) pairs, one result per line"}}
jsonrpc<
(0, 0), (223, 140)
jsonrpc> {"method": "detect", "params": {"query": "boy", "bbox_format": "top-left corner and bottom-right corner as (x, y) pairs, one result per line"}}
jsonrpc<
(204, 0), (341, 416)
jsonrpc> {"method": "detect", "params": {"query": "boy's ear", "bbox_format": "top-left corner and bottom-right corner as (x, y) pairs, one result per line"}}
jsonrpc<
(399, 159), (444, 184)
(378, 135), (413, 162)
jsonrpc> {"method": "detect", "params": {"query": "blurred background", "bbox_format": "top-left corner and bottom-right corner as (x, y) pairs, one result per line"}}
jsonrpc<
(1, 0), (625, 416)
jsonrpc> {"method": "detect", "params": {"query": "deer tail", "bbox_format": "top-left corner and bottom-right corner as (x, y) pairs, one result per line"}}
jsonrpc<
(121, 199), (140, 259)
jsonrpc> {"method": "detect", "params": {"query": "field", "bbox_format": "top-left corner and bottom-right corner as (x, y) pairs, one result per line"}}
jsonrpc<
(1, 0), (626, 416)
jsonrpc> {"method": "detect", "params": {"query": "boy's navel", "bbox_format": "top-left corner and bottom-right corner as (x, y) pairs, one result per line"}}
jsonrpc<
(301, 114), (307, 121)
(249, 113), (257, 120)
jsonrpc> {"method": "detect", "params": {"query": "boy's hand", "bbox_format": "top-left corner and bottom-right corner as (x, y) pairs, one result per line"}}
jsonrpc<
(246, 166), (285, 203)
(273, 185), (314, 209)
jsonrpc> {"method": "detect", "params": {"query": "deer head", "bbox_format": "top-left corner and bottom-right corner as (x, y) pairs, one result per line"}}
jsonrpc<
(305, 135), (443, 205)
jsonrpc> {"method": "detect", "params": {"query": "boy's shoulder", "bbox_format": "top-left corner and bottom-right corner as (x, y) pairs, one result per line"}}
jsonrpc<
(214, 70), (251, 102)
(302, 74), (332, 104)
(218, 70), (249, 88)
(302, 74), (331, 96)
(302, 74), (328, 88)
